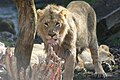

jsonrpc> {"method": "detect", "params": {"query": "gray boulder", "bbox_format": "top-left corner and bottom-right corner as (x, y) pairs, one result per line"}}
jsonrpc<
(97, 7), (120, 42)
(0, 18), (16, 35)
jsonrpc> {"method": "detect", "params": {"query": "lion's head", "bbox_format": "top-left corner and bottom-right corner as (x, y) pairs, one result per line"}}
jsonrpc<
(99, 45), (115, 65)
(37, 5), (70, 46)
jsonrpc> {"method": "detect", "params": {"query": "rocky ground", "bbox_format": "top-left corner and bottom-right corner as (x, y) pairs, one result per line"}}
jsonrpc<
(0, 33), (120, 80)
(74, 46), (120, 80)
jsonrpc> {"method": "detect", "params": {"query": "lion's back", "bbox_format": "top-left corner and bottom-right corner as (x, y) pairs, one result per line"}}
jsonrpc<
(67, 1), (96, 48)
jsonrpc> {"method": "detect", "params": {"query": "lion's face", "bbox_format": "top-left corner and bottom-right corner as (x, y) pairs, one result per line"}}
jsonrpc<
(37, 6), (69, 46)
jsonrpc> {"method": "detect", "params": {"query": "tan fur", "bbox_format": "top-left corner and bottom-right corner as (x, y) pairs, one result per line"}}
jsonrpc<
(99, 45), (115, 64)
(76, 45), (115, 71)
(37, 1), (107, 79)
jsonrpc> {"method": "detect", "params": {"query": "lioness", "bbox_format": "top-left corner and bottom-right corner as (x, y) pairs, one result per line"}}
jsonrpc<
(37, 1), (107, 80)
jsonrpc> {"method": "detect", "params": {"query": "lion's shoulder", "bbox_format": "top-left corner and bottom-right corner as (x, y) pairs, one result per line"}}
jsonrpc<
(67, 1), (92, 14)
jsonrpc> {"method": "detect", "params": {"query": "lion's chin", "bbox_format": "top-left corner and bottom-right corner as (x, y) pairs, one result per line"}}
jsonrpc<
(47, 38), (59, 46)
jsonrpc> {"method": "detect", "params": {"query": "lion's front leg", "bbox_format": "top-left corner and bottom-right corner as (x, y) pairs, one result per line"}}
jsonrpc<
(90, 41), (107, 78)
(63, 49), (76, 80)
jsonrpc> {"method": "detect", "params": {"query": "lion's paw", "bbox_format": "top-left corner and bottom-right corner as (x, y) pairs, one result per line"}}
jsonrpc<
(74, 66), (86, 73)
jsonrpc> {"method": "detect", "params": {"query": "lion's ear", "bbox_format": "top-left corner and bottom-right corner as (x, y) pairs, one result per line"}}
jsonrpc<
(59, 9), (68, 17)
(37, 9), (44, 18)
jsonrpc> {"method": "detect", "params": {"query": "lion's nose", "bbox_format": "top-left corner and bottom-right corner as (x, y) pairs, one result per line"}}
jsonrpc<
(48, 32), (56, 37)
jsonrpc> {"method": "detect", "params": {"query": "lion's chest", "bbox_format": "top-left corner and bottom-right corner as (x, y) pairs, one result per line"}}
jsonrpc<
(52, 45), (69, 59)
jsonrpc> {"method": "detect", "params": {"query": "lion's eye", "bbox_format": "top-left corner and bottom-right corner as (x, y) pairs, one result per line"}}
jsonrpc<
(44, 22), (49, 27)
(55, 22), (60, 28)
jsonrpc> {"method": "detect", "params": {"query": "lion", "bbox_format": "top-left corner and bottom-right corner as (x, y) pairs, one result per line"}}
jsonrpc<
(37, 1), (107, 80)
(76, 45), (115, 72)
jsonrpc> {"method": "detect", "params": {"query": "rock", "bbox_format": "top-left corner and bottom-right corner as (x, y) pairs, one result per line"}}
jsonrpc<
(0, 1), (18, 35)
(35, 0), (72, 9)
(92, 0), (120, 19)
(0, 18), (16, 35)
(96, 7), (120, 42)
(110, 47), (120, 69)
(91, 0), (120, 45)
(0, 0), (13, 6)
(105, 31), (120, 46)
